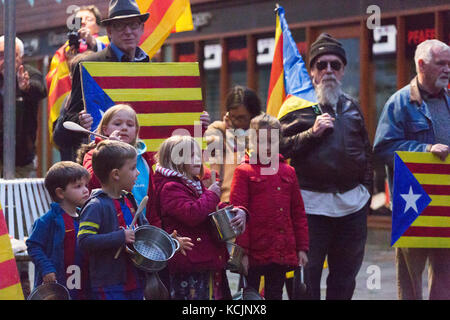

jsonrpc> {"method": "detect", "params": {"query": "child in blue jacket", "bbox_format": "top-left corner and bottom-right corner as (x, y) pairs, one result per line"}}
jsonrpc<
(26, 161), (91, 299)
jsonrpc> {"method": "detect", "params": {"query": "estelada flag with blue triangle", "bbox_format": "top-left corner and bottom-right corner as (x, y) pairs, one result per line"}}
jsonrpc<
(266, 5), (318, 120)
(391, 151), (450, 248)
(80, 62), (204, 160)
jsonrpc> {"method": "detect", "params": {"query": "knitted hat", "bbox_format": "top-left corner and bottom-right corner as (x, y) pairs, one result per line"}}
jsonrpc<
(309, 33), (347, 68)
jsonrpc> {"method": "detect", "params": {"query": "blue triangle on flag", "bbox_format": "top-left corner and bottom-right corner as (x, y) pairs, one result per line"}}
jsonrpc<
(81, 64), (115, 133)
(391, 153), (432, 246)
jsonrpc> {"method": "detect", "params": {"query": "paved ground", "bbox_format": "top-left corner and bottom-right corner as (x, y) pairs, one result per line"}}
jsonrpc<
(227, 227), (430, 300)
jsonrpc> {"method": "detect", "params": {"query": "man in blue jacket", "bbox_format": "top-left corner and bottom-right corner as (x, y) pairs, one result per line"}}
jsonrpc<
(373, 39), (449, 300)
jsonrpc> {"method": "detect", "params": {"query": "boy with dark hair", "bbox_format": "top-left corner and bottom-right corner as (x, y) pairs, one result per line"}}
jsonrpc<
(77, 140), (145, 300)
(26, 161), (91, 299)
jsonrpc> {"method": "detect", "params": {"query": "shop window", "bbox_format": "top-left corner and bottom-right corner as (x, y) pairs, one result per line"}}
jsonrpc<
(203, 41), (221, 122)
(228, 36), (247, 89)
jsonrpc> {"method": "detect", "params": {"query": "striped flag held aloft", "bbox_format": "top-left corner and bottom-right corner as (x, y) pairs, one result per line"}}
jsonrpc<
(392, 151), (450, 248)
(137, 0), (193, 58)
(80, 61), (203, 160)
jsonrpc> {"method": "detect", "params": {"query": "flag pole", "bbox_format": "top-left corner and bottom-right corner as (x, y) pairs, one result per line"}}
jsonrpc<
(3, 0), (16, 179)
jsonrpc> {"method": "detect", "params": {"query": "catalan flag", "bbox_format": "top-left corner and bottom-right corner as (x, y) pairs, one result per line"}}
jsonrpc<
(0, 204), (24, 300)
(137, 0), (194, 58)
(80, 61), (203, 159)
(266, 5), (317, 120)
(46, 37), (109, 141)
(391, 151), (450, 248)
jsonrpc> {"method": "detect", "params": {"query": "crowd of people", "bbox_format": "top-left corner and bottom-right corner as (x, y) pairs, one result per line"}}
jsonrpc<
(1, 0), (449, 300)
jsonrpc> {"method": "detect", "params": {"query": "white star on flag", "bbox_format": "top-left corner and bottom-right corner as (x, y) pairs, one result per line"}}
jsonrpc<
(400, 186), (422, 214)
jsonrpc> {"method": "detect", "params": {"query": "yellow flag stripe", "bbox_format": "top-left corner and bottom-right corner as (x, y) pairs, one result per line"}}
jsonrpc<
(137, 112), (202, 126)
(266, 74), (285, 118)
(429, 195), (450, 207)
(414, 174), (450, 186)
(411, 216), (450, 227)
(397, 151), (450, 164)
(82, 62), (200, 77)
(393, 236), (450, 248)
(0, 234), (14, 264)
(0, 283), (24, 300)
(142, 137), (204, 152)
(277, 96), (317, 120)
(104, 88), (202, 102)
(136, 0), (154, 13)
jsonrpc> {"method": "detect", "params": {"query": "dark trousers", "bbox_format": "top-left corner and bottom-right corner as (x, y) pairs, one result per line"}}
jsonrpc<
(396, 247), (450, 300)
(304, 204), (368, 300)
(247, 263), (288, 300)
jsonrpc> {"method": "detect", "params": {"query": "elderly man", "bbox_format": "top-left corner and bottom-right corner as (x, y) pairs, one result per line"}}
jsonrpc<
(0, 36), (47, 178)
(373, 39), (450, 300)
(280, 33), (373, 300)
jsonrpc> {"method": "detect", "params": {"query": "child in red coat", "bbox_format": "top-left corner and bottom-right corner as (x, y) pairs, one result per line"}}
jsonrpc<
(154, 135), (247, 300)
(230, 113), (309, 300)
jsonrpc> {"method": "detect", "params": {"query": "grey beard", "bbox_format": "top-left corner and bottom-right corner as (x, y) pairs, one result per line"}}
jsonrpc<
(315, 79), (342, 107)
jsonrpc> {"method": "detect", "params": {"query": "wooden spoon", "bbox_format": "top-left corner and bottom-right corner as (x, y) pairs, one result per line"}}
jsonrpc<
(63, 121), (108, 139)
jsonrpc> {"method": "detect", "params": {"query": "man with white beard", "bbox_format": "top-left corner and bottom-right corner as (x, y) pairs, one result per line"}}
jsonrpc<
(374, 39), (450, 300)
(279, 33), (373, 300)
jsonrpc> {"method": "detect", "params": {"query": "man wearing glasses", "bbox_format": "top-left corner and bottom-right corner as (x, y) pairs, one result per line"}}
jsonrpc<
(280, 33), (373, 300)
(60, 0), (150, 145)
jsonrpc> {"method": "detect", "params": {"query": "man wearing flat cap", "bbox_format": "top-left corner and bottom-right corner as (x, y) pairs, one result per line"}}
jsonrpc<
(59, 0), (150, 150)
(280, 33), (373, 300)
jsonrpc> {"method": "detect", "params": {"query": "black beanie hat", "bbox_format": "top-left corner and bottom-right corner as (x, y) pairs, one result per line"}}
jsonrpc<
(309, 33), (347, 68)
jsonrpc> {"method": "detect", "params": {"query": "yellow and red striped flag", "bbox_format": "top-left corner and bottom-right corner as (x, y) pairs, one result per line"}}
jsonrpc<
(391, 151), (450, 248)
(266, 6), (317, 120)
(0, 204), (24, 300)
(266, 7), (285, 117)
(80, 61), (204, 160)
(46, 37), (109, 141)
(137, 0), (194, 58)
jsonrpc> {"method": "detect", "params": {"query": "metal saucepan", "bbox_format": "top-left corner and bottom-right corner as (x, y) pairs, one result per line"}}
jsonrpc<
(209, 206), (242, 241)
(232, 275), (264, 300)
(144, 272), (169, 300)
(126, 225), (180, 273)
(27, 282), (71, 300)
(226, 242), (245, 274)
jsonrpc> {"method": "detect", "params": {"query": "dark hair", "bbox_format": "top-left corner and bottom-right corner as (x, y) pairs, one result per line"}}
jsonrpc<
(92, 140), (137, 184)
(225, 85), (262, 118)
(44, 161), (90, 202)
(76, 5), (102, 26)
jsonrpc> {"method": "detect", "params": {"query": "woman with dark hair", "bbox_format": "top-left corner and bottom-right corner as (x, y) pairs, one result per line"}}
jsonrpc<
(205, 85), (263, 202)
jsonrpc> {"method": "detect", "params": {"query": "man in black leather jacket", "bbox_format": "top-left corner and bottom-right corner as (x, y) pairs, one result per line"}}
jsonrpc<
(280, 33), (373, 300)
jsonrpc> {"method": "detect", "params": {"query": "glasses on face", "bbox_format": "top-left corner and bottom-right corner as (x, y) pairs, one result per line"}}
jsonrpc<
(111, 20), (142, 32)
(315, 60), (342, 71)
(228, 112), (251, 125)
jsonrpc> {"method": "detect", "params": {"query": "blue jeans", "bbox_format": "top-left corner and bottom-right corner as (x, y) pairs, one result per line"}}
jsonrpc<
(304, 204), (368, 300)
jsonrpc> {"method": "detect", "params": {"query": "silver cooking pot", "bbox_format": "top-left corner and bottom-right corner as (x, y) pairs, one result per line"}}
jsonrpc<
(28, 282), (71, 300)
(126, 225), (180, 273)
(226, 242), (245, 274)
(209, 206), (241, 241)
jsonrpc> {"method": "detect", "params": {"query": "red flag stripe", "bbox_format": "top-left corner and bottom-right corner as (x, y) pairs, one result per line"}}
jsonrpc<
(140, 125), (197, 139)
(92, 76), (201, 89)
(405, 162), (450, 175)
(140, 0), (174, 44)
(422, 184), (450, 196)
(403, 226), (450, 237)
(421, 206), (450, 217)
(0, 211), (7, 235)
(0, 259), (22, 289)
(117, 100), (203, 113)
(267, 35), (283, 99)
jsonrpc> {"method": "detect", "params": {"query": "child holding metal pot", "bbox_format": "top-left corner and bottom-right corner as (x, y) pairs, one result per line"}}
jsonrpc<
(153, 135), (247, 300)
(77, 140), (193, 300)
(229, 113), (309, 300)
(26, 161), (91, 300)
